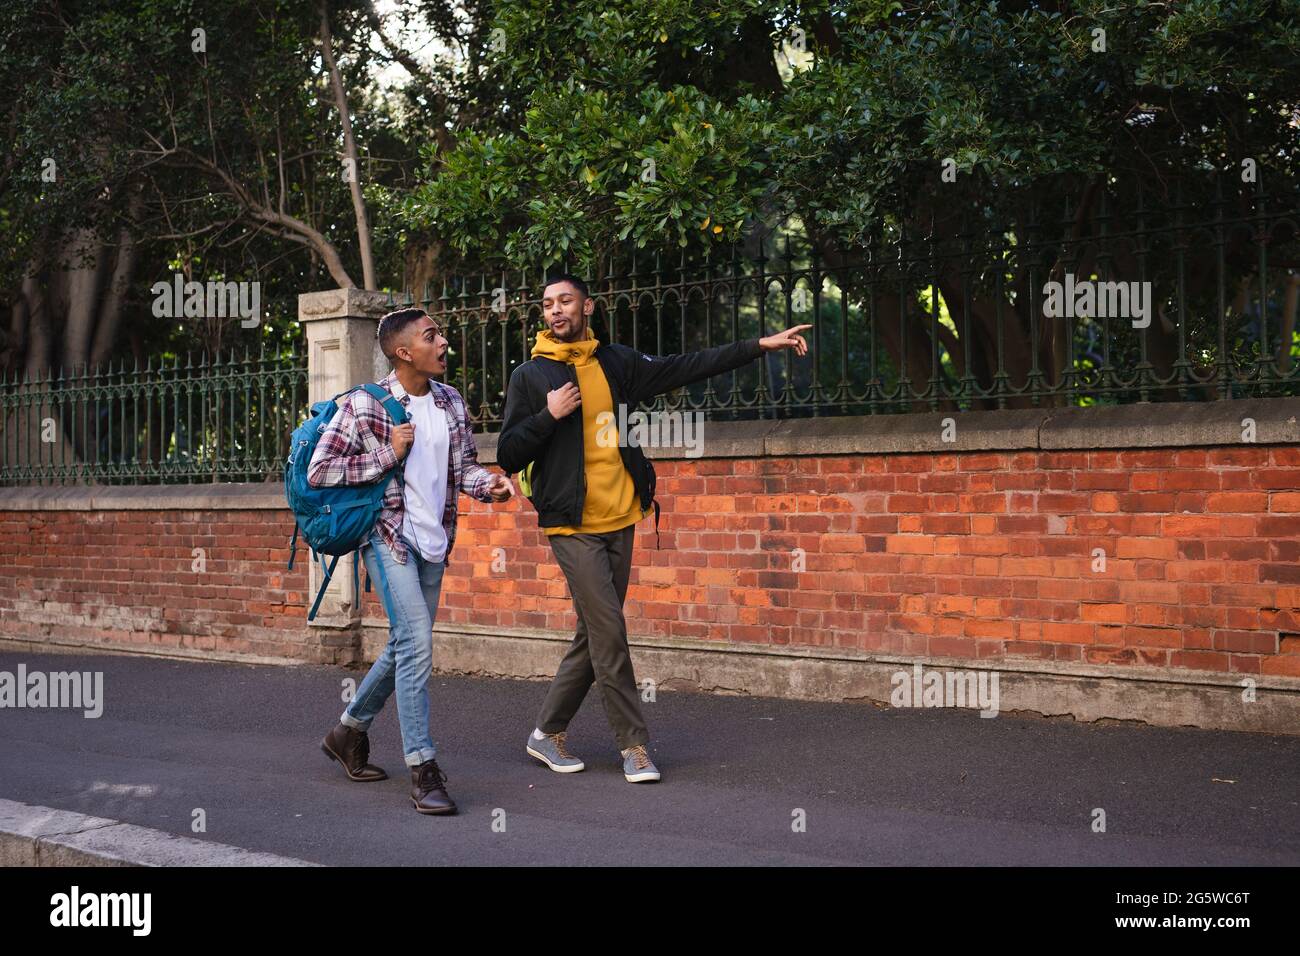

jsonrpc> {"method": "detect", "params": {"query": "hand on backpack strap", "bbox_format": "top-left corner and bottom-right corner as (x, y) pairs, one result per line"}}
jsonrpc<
(391, 422), (416, 460)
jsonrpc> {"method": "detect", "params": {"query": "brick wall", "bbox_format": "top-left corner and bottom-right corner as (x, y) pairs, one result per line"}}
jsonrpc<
(433, 444), (1300, 679)
(4, 401), (1300, 686)
(0, 503), (322, 662)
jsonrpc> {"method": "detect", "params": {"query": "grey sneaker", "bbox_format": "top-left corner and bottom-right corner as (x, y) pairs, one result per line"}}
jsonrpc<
(526, 730), (585, 773)
(621, 744), (661, 783)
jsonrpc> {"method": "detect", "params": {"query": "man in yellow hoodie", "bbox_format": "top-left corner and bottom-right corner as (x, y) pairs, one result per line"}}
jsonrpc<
(497, 273), (809, 782)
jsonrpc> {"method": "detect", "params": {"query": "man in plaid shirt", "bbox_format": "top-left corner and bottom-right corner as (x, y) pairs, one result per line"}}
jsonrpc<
(311, 307), (513, 816)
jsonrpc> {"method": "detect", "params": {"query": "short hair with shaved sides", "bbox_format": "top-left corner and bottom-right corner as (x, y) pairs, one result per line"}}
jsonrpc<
(376, 307), (429, 361)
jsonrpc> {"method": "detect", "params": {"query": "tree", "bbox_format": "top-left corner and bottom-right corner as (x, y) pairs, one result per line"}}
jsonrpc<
(0, 0), (412, 471)
(407, 0), (1300, 409)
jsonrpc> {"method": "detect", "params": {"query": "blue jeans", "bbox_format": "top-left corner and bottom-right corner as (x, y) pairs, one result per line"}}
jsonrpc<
(339, 530), (445, 767)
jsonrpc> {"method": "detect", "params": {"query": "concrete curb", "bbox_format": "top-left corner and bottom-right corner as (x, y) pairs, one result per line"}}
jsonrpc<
(0, 798), (321, 867)
(0, 636), (309, 669)
(384, 623), (1300, 736)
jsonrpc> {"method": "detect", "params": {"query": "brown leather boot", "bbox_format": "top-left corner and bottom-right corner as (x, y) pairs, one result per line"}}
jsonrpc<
(410, 759), (457, 815)
(321, 723), (388, 782)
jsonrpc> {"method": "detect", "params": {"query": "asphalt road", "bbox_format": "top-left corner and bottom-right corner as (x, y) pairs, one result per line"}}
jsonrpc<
(1, 649), (1296, 866)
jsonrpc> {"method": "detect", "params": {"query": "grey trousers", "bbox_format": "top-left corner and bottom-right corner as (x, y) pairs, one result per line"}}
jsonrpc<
(536, 524), (649, 750)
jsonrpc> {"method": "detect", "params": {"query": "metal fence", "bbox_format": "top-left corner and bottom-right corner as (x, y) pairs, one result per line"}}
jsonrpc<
(0, 345), (307, 485)
(2, 176), (1297, 485)
(403, 176), (1299, 429)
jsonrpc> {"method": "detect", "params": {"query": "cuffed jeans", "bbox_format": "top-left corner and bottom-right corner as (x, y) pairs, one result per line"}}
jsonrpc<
(339, 529), (445, 767)
(536, 525), (649, 750)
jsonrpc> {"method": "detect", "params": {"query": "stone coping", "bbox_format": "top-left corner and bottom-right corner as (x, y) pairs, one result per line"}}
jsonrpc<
(0, 481), (287, 511)
(2, 397), (1296, 510)
(474, 395), (1300, 463)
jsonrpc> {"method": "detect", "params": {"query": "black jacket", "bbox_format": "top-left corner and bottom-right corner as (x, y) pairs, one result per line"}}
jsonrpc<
(497, 337), (764, 529)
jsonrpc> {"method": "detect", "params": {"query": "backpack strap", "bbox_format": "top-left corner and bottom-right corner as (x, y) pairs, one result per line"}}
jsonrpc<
(307, 552), (342, 622)
(358, 383), (407, 427)
(357, 382), (407, 491)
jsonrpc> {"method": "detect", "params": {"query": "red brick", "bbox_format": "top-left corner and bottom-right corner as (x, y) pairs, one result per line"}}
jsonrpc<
(1169, 650), (1232, 672)
(929, 636), (979, 657)
(1262, 656), (1300, 677)
(1253, 469), (1300, 490)
(1212, 630), (1278, 654)
(1080, 603), (1127, 623)
(1206, 492), (1269, 513)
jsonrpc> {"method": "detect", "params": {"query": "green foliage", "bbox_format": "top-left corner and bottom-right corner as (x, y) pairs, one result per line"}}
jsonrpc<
(407, 0), (1300, 272)
(779, 0), (1300, 247)
(406, 78), (777, 265)
(0, 0), (405, 362)
(3, 0), (1298, 392)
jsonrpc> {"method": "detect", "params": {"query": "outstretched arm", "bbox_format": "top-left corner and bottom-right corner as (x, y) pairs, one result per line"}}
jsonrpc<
(626, 325), (812, 402)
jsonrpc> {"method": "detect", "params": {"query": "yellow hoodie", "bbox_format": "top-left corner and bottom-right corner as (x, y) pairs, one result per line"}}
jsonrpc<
(530, 328), (647, 536)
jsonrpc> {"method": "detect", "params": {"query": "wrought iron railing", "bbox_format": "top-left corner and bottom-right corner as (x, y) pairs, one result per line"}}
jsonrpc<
(392, 176), (1299, 430)
(0, 345), (307, 485)
(3, 176), (1296, 485)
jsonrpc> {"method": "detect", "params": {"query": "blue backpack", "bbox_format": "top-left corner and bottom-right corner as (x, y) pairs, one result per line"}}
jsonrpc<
(285, 383), (407, 621)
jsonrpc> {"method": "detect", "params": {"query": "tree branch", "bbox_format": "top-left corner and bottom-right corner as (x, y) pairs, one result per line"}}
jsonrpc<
(141, 138), (357, 288)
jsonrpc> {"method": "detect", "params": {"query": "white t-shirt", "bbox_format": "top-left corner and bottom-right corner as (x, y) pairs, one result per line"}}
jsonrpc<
(399, 390), (451, 563)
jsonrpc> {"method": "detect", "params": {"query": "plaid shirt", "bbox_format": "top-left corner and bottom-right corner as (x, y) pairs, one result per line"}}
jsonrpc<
(306, 372), (496, 565)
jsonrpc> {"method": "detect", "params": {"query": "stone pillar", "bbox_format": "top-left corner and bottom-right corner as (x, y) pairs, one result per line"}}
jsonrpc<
(296, 288), (392, 631)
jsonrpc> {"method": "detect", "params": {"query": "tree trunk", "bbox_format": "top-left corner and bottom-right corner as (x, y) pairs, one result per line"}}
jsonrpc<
(89, 184), (145, 369)
(4, 268), (82, 479)
(61, 226), (106, 372)
(6, 292), (27, 375)
(22, 271), (52, 380)
(320, 1), (376, 289)
(1278, 274), (1299, 375)
(404, 235), (447, 305)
